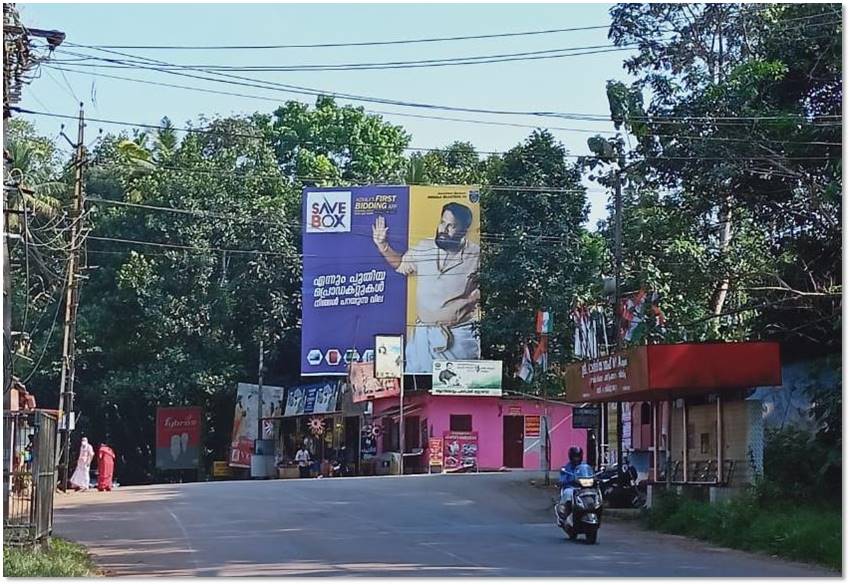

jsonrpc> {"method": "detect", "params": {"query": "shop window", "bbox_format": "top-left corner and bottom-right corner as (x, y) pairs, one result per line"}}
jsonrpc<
(640, 403), (652, 425)
(700, 433), (710, 454)
(383, 416), (399, 452)
(450, 414), (472, 432)
(404, 416), (421, 452)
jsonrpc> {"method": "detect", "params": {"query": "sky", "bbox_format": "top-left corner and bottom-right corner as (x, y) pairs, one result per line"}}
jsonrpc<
(17, 3), (638, 226)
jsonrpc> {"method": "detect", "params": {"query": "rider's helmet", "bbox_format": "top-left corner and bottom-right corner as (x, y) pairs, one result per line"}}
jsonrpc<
(568, 446), (583, 467)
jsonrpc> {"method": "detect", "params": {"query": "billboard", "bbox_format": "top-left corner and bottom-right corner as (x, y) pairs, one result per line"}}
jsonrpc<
(374, 334), (403, 379)
(155, 407), (202, 470)
(229, 383), (285, 468)
(431, 360), (503, 396)
(302, 185), (481, 375)
(443, 431), (479, 471)
(349, 362), (400, 403)
(283, 381), (340, 417)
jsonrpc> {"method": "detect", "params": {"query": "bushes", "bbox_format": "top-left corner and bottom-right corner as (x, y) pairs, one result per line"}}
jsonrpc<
(644, 491), (841, 570)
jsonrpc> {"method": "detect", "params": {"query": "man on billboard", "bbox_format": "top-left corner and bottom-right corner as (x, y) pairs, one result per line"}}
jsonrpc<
(372, 202), (480, 372)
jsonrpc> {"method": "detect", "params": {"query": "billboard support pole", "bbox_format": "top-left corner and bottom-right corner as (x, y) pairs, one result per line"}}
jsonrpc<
(398, 336), (404, 476)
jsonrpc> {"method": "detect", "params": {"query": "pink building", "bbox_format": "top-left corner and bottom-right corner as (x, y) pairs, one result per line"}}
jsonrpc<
(371, 393), (587, 472)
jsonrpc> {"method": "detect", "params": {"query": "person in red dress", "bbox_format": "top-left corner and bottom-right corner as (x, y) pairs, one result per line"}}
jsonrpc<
(96, 443), (116, 491)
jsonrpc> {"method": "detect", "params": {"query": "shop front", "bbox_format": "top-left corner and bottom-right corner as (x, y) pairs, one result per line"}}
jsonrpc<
(563, 342), (782, 488)
(371, 393), (588, 472)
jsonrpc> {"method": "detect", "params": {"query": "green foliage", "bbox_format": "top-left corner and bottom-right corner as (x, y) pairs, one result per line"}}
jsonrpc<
(645, 491), (840, 570)
(4, 538), (100, 577)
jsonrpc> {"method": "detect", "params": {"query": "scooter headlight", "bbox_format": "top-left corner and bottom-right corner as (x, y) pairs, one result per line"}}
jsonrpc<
(578, 478), (594, 488)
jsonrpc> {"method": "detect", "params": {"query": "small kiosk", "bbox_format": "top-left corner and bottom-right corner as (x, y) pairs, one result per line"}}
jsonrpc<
(563, 342), (782, 494)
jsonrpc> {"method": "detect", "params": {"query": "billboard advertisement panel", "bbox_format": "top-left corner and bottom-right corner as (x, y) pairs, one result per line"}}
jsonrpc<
(302, 185), (481, 375)
(229, 383), (285, 468)
(349, 362), (400, 403)
(283, 381), (340, 417)
(431, 360), (503, 396)
(155, 407), (202, 470)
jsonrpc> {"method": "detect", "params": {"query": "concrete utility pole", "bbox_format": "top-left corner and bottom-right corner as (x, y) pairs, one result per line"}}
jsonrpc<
(57, 104), (86, 491)
(257, 337), (264, 442)
(613, 165), (624, 468)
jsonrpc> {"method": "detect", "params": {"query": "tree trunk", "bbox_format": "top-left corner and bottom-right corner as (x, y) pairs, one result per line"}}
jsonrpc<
(711, 200), (734, 317)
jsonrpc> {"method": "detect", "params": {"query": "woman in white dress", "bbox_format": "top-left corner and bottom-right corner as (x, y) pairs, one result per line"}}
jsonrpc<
(69, 437), (94, 491)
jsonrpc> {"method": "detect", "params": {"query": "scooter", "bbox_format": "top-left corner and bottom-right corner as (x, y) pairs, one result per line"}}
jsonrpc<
(553, 463), (603, 544)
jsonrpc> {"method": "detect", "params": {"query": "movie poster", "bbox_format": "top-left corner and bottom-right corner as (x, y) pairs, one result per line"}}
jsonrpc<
(229, 383), (284, 468)
(301, 185), (481, 375)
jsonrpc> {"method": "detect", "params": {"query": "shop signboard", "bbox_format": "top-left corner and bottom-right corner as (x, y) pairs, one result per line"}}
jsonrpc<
(563, 346), (650, 403)
(229, 383), (285, 468)
(524, 415), (541, 438)
(301, 185), (482, 376)
(431, 360), (502, 396)
(349, 363), (400, 403)
(442, 431), (479, 471)
(284, 381), (340, 417)
(212, 461), (232, 478)
(428, 437), (443, 467)
(572, 406), (601, 429)
(156, 406), (202, 470)
(374, 334), (403, 379)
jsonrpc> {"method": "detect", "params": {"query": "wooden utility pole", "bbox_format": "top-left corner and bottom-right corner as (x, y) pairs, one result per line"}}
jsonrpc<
(57, 103), (85, 491)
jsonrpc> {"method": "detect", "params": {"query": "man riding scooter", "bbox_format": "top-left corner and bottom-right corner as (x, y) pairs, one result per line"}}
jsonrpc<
(556, 446), (584, 524)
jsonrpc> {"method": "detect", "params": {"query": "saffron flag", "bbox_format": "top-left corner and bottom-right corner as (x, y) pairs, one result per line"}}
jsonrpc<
(536, 310), (552, 334)
(533, 335), (549, 372)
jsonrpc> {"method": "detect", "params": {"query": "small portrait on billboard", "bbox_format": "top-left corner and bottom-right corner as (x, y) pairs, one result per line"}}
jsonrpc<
(438, 362), (460, 386)
(372, 202), (480, 372)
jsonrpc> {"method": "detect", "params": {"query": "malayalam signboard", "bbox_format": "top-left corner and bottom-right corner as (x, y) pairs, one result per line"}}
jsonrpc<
(301, 185), (482, 376)
(524, 415), (541, 438)
(229, 383), (285, 468)
(350, 362), (400, 403)
(428, 437), (443, 467)
(284, 381), (340, 417)
(443, 431), (479, 471)
(431, 360), (502, 396)
(156, 406), (202, 470)
(563, 346), (649, 403)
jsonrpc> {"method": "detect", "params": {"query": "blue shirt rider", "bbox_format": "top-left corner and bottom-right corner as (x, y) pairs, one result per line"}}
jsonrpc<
(557, 446), (585, 524)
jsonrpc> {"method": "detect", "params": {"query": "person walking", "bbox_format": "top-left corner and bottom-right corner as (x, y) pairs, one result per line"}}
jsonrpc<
(96, 443), (116, 491)
(295, 442), (312, 479)
(69, 437), (94, 491)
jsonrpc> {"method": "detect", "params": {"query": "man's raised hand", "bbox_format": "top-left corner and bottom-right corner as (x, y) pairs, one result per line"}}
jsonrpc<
(372, 216), (389, 249)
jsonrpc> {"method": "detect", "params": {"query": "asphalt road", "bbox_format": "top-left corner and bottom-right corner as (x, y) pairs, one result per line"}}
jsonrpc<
(53, 473), (835, 577)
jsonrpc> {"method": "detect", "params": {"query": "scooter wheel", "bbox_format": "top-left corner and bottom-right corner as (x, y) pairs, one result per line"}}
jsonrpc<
(586, 529), (598, 545)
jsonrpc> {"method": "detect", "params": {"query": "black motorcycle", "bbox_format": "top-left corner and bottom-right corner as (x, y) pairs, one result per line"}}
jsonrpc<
(554, 463), (603, 544)
(597, 461), (645, 508)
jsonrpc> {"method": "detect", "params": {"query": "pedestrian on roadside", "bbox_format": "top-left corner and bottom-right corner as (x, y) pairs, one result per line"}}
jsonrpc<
(295, 441), (312, 479)
(70, 437), (95, 491)
(97, 442), (116, 491)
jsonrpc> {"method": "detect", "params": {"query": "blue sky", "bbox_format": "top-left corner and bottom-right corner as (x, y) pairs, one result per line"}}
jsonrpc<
(18, 3), (637, 226)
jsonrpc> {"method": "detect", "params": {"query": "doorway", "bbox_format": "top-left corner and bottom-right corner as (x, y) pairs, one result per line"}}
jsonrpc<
(503, 416), (524, 468)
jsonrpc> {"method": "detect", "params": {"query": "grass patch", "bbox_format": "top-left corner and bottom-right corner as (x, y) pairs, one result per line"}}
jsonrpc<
(4, 537), (100, 577)
(644, 491), (841, 571)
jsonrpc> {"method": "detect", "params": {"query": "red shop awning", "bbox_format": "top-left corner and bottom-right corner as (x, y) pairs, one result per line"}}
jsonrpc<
(563, 342), (782, 403)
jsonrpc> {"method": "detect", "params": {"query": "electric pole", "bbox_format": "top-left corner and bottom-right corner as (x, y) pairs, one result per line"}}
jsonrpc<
(257, 337), (264, 443)
(57, 103), (86, 491)
(614, 163), (624, 468)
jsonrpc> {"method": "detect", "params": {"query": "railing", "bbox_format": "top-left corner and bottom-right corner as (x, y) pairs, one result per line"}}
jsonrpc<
(3, 410), (58, 545)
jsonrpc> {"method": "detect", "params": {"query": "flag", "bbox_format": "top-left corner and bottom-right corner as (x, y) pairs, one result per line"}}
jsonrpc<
(516, 343), (534, 383)
(533, 334), (549, 372)
(536, 310), (552, 334)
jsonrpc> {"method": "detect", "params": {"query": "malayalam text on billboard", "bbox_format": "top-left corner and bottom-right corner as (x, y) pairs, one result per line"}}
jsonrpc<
(302, 185), (482, 375)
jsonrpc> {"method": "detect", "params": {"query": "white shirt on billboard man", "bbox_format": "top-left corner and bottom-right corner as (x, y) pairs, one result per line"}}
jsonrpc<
(372, 202), (481, 372)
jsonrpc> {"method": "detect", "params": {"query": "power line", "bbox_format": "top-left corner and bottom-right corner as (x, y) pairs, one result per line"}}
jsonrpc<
(77, 24), (613, 51)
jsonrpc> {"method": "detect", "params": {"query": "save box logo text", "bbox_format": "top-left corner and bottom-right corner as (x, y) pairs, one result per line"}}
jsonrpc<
(307, 191), (352, 233)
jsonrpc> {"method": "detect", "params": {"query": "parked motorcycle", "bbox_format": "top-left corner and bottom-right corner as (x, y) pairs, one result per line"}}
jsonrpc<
(597, 461), (645, 508)
(554, 463), (603, 544)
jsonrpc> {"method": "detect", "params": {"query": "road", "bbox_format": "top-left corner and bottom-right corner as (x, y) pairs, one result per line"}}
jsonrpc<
(53, 473), (833, 577)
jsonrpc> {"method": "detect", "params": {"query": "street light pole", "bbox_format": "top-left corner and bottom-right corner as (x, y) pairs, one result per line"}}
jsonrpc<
(398, 336), (405, 476)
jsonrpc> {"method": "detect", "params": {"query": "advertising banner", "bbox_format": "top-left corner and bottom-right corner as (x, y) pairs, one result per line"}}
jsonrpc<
(350, 362), (400, 403)
(229, 383), (285, 468)
(572, 406), (601, 429)
(284, 381), (340, 417)
(442, 431), (479, 471)
(431, 360), (502, 396)
(524, 415), (541, 438)
(156, 407), (202, 470)
(374, 334), (403, 379)
(301, 185), (481, 376)
(428, 437), (443, 467)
